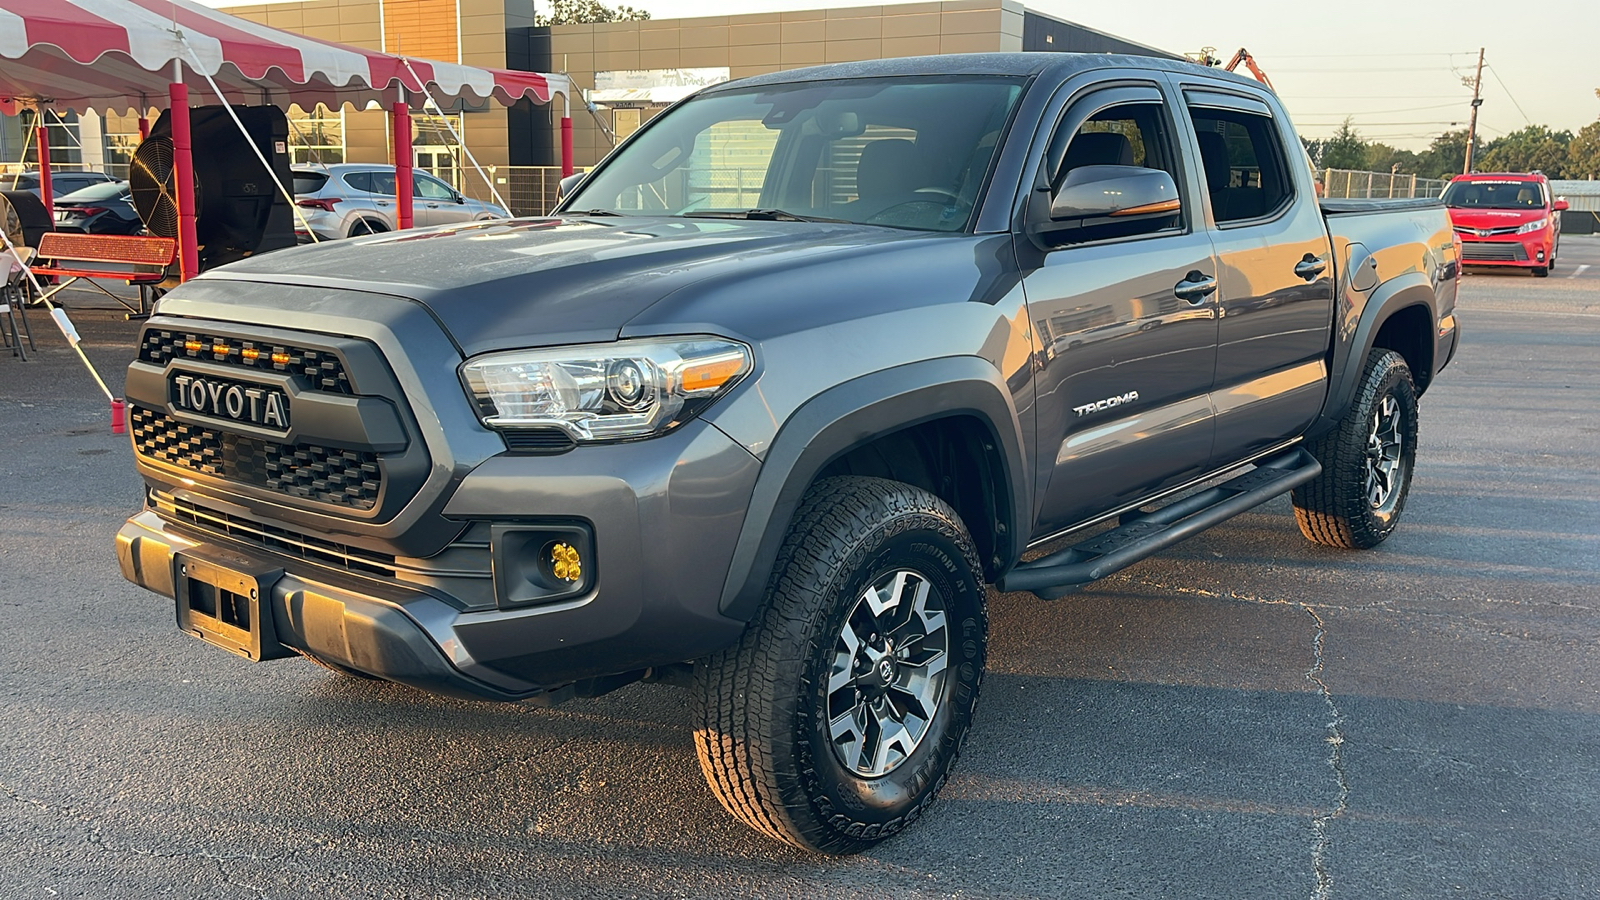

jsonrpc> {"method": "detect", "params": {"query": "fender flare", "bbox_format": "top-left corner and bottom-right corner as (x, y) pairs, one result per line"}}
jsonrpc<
(716, 356), (1031, 621)
(1309, 271), (1437, 438)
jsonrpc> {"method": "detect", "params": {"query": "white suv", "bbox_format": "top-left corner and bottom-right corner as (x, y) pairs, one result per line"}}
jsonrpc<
(292, 164), (509, 240)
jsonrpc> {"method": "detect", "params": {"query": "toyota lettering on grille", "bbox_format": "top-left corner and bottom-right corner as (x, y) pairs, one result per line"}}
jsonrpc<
(170, 373), (290, 430)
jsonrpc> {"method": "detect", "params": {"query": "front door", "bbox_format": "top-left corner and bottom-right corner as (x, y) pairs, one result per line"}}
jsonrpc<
(1177, 88), (1335, 464)
(1021, 87), (1221, 536)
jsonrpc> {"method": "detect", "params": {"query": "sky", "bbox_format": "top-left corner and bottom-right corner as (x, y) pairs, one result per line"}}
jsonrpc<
(200, 0), (1600, 151)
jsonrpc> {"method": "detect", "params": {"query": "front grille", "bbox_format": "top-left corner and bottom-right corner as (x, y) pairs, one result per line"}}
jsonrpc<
(131, 406), (380, 509)
(1460, 241), (1527, 262)
(139, 329), (353, 394)
(163, 494), (398, 576)
(1454, 225), (1520, 237)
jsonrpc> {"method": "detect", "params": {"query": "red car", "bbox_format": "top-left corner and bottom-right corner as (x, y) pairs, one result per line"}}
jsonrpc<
(1443, 172), (1568, 277)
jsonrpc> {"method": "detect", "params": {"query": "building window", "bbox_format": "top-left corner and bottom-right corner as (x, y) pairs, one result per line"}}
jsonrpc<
(287, 104), (345, 165)
(411, 111), (465, 188)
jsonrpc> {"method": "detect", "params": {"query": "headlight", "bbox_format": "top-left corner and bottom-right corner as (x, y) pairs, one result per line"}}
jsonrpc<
(461, 337), (752, 441)
(1515, 217), (1549, 235)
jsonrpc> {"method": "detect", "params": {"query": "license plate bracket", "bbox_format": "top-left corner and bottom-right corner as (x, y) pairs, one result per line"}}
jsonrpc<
(174, 553), (291, 661)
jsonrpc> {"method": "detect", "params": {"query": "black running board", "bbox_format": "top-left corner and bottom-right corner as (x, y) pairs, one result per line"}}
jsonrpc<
(998, 448), (1322, 600)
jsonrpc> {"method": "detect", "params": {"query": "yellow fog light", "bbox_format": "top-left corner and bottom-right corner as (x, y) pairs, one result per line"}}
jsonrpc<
(550, 542), (582, 582)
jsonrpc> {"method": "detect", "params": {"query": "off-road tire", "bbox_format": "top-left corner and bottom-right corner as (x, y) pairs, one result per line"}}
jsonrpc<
(1293, 350), (1418, 549)
(693, 476), (987, 854)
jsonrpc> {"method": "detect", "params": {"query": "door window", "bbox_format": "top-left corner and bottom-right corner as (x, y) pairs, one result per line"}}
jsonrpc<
(414, 174), (455, 201)
(1186, 106), (1293, 224)
(1040, 100), (1185, 242)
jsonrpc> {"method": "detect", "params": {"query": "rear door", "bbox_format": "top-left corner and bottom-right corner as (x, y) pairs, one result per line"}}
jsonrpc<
(1174, 86), (1335, 465)
(1018, 82), (1221, 535)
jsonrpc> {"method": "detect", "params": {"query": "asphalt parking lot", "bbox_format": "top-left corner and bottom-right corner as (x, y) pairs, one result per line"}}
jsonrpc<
(3, 237), (1597, 899)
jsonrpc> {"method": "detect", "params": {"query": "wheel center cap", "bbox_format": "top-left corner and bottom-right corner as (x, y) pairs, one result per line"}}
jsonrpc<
(878, 658), (896, 682)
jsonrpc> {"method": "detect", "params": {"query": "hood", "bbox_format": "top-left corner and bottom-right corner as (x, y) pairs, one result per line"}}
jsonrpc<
(1446, 206), (1548, 228)
(200, 216), (917, 355)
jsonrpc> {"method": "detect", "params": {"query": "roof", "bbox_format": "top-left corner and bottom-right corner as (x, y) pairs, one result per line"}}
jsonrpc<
(1451, 172), (1546, 181)
(711, 52), (1258, 92)
(0, 0), (569, 114)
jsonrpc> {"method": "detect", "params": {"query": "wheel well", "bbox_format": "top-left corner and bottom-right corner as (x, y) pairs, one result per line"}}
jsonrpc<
(814, 416), (1012, 580)
(349, 217), (389, 236)
(1371, 304), (1434, 393)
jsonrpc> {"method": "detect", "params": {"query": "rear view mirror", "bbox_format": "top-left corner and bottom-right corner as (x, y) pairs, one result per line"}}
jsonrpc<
(1050, 165), (1180, 221)
(1553, 198), (1569, 212)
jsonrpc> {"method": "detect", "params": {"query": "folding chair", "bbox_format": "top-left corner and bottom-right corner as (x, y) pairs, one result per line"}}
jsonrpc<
(3, 246), (36, 361)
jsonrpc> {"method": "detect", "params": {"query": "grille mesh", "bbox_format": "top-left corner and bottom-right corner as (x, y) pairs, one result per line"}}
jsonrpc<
(1460, 241), (1527, 262)
(131, 406), (380, 509)
(138, 330), (352, 394)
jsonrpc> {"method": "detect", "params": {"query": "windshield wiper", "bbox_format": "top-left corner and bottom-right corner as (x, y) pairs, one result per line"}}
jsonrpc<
(566, 208), (624, 217)
(682, 209), (848, 223)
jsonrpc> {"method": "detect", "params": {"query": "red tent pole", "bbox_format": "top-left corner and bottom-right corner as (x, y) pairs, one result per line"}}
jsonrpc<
(138, 116), (149, 140)
(34, 110), (53, 213)
(393, 87), (413, 230)
(560, 92), (573, 177)
(169, 76), (199, 282)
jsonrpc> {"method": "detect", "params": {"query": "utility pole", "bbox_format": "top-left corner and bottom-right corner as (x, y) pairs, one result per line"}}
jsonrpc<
(1464, 48), (1485, 174)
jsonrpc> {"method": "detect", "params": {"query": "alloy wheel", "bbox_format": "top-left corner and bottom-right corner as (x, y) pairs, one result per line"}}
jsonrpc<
(827, 569), (951, 778)
(1365, 393), (1404, 511)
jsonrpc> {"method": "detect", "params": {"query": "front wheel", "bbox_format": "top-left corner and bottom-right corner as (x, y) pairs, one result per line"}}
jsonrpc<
(1533, 265), (1549, 278)
(1292, 350), (1419, 549)
(693, 476), (987, 854)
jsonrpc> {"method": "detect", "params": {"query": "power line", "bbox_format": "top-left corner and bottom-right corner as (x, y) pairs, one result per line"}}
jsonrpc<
(1271, 66), (1463, 73)
(1484, 65), (1533, 127)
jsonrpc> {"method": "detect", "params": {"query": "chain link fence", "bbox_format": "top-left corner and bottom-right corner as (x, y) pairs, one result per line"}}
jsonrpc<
(1322, 168), (1448, 200)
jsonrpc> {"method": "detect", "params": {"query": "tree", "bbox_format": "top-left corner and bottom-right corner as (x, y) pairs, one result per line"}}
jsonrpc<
(1415, 130), (1468, 180)
(1364, 142), (1422, 175)
(535, 0), (650, 25)
(1567, 120), (1600, 180)
(1476, 125), (1572, 177)
(1307, 118), (1368, 171)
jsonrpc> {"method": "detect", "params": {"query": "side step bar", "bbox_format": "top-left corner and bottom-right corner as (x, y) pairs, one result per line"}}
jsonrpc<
(998, 447), (1322, 600)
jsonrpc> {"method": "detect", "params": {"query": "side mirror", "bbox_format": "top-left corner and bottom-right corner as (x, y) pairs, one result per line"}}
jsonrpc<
(1033, 165), (1180, 242)
(1051, 165), (1180, 220)
(1553, 198), (1569, 212)
(453, 192), (466, 204)
(558, 172), (586, 201)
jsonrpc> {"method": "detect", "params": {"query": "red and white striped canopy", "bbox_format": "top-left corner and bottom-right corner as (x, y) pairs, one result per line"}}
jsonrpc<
(0, 0), (570, 115)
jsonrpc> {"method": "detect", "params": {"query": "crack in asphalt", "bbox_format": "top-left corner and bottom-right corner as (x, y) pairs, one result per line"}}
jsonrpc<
(1303, 605), (1349, 900)
(1108, 579), (1352, 899)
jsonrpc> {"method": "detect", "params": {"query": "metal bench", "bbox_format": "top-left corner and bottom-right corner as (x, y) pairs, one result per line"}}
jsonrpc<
(29, 232), (176, 317)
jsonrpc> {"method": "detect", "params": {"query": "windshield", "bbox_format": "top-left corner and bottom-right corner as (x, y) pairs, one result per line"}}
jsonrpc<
(564, 75), (1026, 232)
(1443, 180), (1546, 210)
(59, 181), (129, 202)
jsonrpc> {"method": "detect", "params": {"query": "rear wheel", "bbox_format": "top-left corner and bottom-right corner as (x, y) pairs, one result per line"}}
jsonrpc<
(694, 476), (987, 853)
(1292, 350), (1419, 549)
(347, 218), (387, 238)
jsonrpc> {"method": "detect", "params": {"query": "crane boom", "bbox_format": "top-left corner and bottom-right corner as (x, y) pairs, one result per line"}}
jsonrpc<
(1222, 48), (1274, 91)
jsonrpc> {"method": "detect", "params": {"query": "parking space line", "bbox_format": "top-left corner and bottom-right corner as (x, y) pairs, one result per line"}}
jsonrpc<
(1569, 264), (1590, 279)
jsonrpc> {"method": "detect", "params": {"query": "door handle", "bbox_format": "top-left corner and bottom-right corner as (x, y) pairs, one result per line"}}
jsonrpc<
(1173, 271), (1218, 304)
(1294, 255), (1328, 280)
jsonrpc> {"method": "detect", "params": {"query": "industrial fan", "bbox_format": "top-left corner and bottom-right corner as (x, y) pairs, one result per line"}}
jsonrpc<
(130, 105), (295, 273)
(0, 189), (52, 250)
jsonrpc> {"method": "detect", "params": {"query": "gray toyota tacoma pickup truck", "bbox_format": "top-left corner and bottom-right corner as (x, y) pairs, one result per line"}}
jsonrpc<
(116, 53), (1459, 852)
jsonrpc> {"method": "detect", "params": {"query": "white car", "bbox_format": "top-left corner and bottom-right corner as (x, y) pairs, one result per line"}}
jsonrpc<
(292, 164), (509, 240)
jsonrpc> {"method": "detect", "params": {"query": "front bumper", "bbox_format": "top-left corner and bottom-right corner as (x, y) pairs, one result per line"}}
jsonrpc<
(117, 419), (762, 701)
(1458, 233), (1552, 267)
